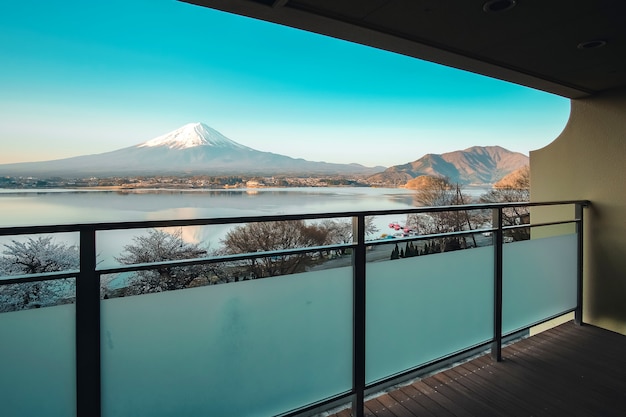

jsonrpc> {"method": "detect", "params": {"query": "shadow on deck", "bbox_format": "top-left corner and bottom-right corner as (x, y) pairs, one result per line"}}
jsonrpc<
(330, 321), (626, 417)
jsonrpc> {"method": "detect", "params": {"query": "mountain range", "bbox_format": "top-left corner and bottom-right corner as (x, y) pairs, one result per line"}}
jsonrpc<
(0, 123), (528, 185)
(367, 146), (528, 186)
(0, 123), (384, 177)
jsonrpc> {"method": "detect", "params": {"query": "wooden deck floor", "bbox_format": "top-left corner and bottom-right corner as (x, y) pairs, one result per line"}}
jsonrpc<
(330, 321), (626, 417)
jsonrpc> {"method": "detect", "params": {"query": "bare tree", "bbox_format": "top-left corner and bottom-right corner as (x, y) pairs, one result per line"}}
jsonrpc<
(220, 220), (330, 278)
(480, 166), (530, 241)
(406, 177), (478, 251)
(0, 236), (78, 312)
(319, 217), (379, 254)
(115, 229), (217, 295)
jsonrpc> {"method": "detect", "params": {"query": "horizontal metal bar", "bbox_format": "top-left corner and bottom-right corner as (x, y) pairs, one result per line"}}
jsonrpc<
(502, 309), (576, 339)
(278, 391), (353, 417)
(367, 228), (492, 247)
(0, 224), (85, 236)
(0, 270), (78, 285)
(502, 219), (580, 232)
(368, 218), (583, 247)
(97, 242), (355, 275)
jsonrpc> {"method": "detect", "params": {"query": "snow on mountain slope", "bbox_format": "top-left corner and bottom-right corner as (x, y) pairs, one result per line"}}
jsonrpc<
(138, 123), (252, 150)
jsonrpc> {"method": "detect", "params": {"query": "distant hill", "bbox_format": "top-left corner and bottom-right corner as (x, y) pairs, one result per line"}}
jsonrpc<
(368, 146), (529, 186)
(0, 123), (385, 178)
(493, 165), (530, 188)
(404, 175), (448, 190)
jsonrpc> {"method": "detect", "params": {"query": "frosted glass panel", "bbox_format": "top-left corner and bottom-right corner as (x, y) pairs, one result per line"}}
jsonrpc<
(367, 247), (493, 383)
(101, 267), (352, 417)
(0, 304), (76, 417)
(503, 234), (577, 334)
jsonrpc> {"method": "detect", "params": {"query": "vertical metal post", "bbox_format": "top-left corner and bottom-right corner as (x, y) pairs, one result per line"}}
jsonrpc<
(491, 208), (503, 362)
(352, 215), (366, 417)
(575, 204), (584, 325)
(77, 227), (101, 417)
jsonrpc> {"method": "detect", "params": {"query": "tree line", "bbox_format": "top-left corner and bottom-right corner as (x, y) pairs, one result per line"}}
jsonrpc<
(389, 168), (530, 260)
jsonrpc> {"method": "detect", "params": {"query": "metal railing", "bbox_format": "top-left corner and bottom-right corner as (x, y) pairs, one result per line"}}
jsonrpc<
(0, 200), (589, 417)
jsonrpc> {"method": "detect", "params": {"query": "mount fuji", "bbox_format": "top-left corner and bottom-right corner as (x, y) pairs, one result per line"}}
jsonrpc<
(138, 123), (254, 151)
(0, 123), (384, 177)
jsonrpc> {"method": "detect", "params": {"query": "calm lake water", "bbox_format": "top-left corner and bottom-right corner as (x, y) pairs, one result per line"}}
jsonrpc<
(0, 187), (490, 267)
(0, 187), (417, 226)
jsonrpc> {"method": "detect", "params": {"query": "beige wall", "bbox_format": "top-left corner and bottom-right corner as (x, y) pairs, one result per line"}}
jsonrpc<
(530, 87), (626, 335)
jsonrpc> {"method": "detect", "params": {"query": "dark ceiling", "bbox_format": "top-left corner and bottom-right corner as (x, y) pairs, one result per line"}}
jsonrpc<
(184, 0), (626, 99)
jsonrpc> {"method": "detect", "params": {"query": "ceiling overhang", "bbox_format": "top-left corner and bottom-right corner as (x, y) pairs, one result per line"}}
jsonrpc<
(183, 0), (626, 99)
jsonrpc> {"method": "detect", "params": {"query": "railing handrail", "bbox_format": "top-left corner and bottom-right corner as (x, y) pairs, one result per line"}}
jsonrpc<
(0, 215), (581, 284)
(0, 200), (587, 284)
(0, 199), (590, 236)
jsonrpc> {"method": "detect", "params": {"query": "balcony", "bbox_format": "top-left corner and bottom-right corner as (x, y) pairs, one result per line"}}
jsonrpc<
(2, 200), (616, 417)
(331, 320), (626, 417)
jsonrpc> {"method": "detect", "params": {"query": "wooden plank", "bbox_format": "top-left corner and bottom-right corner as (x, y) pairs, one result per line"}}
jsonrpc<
(454, 361), (557, 417)
(426, 371), (500, 417)
(387, 387), (438, 417)
(504, 336), (626, 414)
(471, 355), (589, 417)
(397, 384), (456, 417)
(414, 377), (481, 417)
(363, 397), (397, 417)
(530, 327), (626, 377)
(517, 334), (626, 396)
(444, 367), (532, 417)
(414, 378), (478, 416)
(376, 392), (418, 417)
(547, 324), (626, 361)
(502, 343), (611, 416)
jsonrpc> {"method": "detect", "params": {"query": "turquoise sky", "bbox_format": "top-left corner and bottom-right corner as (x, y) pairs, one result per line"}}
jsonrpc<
(0, 0), (570, 167)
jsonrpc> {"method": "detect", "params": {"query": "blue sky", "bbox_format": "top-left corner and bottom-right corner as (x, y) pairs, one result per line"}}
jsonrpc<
(0, 0), (570, 167)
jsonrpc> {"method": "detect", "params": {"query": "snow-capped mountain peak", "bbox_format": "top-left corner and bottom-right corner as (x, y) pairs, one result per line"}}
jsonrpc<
(138, 123), (251, 150)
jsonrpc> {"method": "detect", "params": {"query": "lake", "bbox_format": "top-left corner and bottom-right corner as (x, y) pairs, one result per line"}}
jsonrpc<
(0, 186), (491, 267)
